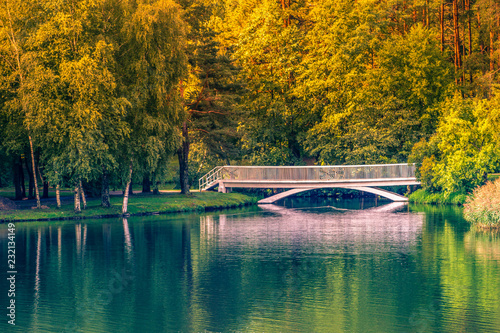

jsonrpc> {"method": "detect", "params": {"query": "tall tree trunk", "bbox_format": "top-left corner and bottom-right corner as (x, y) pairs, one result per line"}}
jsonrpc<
(56, 184), (61, 209)
(491, 29), (495, 71)
(440, 2), (445, 53)
(466, 0), (473, 83)
(24, 151), (34, 199)
(19, 157), (25, 198)
(178, 121), (190, 194)
(426, 0), (429, 26)
(37, 165), (49, 199)
(453, 0), (462, 83)
(466, 0), (472, 56)
(79, 180), (87, 210)
(498, 14), (500, 71)
(101, 166), (111, 208)
(478, 13), (485, 55)
(12, 157), (23, 200)
(142, 173), (151, 193)
(42, 181), (49, 199)
(122, 160), (133, 215)
(461, 0), (466, 83)
(5, 2), (39, 208)
(74, 183), (81, 213)
(280, 0), (290, 27)
(153, 178), (160, 195)
(29, 135), (40, 208)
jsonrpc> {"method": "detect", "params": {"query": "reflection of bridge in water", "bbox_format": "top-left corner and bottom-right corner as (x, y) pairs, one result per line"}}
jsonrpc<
(199, 164), (420, 203)
(199, 202), (424, 254)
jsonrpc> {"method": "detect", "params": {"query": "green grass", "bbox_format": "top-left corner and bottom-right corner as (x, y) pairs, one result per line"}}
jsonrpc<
(408, 188), (468, 205)
(0, 192), (257, 222)
(0, 188), (75, 200)
(157, 182), (178, 191)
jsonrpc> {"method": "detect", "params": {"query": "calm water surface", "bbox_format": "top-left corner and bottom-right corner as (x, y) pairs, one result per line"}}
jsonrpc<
(1, 198), (499, 332)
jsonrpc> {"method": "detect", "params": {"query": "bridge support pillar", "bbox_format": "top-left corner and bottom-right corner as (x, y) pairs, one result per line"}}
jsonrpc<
(218, 182), (227, 193)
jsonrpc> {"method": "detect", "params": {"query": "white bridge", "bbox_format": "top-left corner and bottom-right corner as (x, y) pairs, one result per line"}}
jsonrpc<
(199, 164), (420, 204)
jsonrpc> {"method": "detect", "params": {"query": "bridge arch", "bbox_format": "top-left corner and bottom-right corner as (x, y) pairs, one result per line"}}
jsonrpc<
(257, 187), (408, 204)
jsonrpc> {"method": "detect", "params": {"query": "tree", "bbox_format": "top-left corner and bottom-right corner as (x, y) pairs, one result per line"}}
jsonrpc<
(116, 0), (187, 212)
(217, 0), (313, 166)
(176, 0), (244, 190)
(410, 92), (500, 194)
(301, 4), (453, 165)
(19, 0), (131, 212)
(0, 0), (42, 207)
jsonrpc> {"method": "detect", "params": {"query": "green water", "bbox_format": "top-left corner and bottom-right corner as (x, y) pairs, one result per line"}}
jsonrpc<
(1, 199), (499, 332)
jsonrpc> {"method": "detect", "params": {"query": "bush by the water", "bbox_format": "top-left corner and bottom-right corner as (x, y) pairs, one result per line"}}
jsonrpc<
(464, 178), (500, 229)
(408, 188), (467, 205)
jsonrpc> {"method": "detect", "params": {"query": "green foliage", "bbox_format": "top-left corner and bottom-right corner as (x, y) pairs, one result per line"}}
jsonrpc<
(117, 0), (187, 188)
(3, 0), (500, 202)
(0, 0), (188, 201)
(218, 0), (313, 165)
(304, 22), (453, 164)
(464, 178), (500, 228)
(18, 0), (131, 189)
(0, 0), (37, 177)
(179, 0), (244, 182)
(408, 188), (468, 205)
(410, 93), (500, 194)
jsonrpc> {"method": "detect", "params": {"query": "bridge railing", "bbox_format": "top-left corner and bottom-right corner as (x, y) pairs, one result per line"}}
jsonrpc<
(199, 166), (225, 191)
(199, 164), (416, 190)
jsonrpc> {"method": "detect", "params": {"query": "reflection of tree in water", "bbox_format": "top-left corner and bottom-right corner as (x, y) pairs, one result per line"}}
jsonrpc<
(6, 207), (500, 333)
(464, 230), (500, 261)
(197, 206), (426, 332)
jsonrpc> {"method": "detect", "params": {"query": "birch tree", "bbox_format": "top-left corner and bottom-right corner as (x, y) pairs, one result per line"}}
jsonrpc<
(0, 0), (41, 208)
(22, 0), (130, 212)
(117, 0), (187, 212)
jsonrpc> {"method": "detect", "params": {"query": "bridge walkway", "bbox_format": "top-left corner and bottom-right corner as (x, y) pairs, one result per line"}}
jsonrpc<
(199, 164), (420, 203)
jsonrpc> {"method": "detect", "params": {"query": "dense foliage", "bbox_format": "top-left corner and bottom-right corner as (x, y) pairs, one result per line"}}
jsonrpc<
(410, 94), (500, 195)
(1, 0), (500, 211)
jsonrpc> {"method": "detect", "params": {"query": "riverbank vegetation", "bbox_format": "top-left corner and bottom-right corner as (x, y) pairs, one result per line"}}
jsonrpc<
(408, 174), (500, 205)
(1, 0), (500, 215)
(0, 192), (256, 222)
(409, 96), (500, 197)
(463, 178), (500, 229)
(408, 189), (468, 205)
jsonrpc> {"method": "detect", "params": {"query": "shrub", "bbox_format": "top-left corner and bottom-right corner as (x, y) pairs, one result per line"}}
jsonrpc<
(408, 188), (468, 205)
(464, 178), (500, 229)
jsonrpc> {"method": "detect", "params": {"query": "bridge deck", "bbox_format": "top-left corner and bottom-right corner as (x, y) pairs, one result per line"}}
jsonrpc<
(199, 164), (420, 202)
(209, 178), (419, 189)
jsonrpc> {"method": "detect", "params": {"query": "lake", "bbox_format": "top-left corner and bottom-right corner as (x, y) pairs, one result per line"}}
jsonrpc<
(1, 198), (499, 332)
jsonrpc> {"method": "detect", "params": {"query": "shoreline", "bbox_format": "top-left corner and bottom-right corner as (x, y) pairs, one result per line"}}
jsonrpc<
(0, 192), (258, 223)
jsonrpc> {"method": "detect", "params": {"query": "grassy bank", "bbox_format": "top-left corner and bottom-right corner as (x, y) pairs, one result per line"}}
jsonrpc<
(408, 188), (468, 205)
(0, 192), (257, 222)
